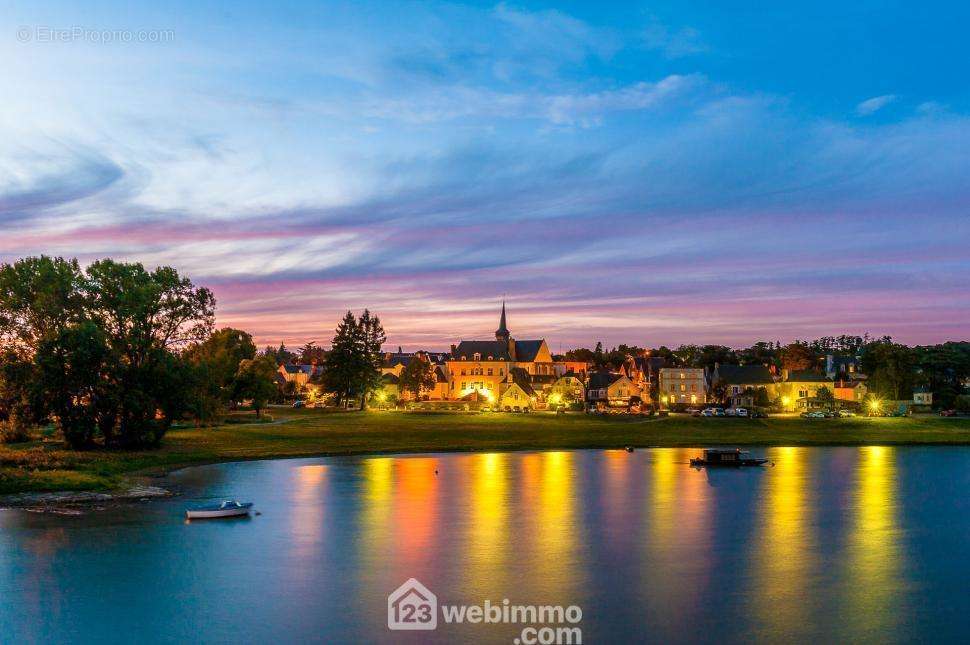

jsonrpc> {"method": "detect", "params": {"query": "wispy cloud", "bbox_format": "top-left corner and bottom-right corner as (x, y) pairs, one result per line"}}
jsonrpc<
(856, 94), (897, 115)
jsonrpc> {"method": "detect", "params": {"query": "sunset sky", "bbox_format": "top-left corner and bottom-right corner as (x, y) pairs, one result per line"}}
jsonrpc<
(2, 1), (969, 350)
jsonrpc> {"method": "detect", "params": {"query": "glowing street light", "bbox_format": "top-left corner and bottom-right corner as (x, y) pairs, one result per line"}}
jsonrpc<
(868, 399), (882, 415)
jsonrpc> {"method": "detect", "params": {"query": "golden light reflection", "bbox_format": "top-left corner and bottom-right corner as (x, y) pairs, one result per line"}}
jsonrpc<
(394, 457), (439, 564)
(751, 447), (814, 635)
(644, 448), (711, 616)
(532, 452), (577, 588)
(290, 464), (327, 557)
(845, 446), (900, 636)
(360, 457), (394, 560)
(466, 452), (509, 592)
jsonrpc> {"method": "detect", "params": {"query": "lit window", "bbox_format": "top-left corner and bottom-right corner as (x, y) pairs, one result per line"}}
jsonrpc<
(474, 353), (481, 361)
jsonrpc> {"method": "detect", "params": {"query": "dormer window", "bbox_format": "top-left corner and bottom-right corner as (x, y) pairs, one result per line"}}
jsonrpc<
(474, 353), (481, 361)
(487, 355), (493, 360)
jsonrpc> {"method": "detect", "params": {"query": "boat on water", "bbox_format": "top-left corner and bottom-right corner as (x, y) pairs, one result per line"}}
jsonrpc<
(690, 448), (769, 467)
(185, 500), (253, 519)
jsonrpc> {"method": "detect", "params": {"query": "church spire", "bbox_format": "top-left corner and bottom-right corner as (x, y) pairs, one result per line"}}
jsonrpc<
(495, 301), (510, 342)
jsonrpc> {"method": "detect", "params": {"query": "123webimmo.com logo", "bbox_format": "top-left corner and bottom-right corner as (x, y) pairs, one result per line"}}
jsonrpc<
(388, 578), (583, 643)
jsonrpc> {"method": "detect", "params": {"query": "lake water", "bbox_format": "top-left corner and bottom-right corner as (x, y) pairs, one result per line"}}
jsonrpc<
(1, 447), (968, 644)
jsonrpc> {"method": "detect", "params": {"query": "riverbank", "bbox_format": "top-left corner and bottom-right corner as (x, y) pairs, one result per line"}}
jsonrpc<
(2, 407), (969, 496)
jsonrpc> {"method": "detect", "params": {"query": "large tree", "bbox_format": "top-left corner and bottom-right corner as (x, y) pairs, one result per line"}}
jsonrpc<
(357, 310), (386, 409)
(83, 260), (215, 447)
(0, 256), (214, 448)
(232, 355), (279, 418)
(183, 327), (256, 422)
(862, 340), (915, 401)
(399, 354), (436, 401)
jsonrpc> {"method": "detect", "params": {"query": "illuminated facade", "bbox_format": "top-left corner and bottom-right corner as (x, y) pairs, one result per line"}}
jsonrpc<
(445, 303), (554, 402)
(659, 367), (708, 406)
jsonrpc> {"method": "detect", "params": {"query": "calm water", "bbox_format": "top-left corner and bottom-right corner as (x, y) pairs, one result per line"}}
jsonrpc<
(1, 447), (969, 644)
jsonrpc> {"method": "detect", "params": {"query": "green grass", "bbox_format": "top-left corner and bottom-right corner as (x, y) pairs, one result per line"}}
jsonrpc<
(2, 408), (969, 494)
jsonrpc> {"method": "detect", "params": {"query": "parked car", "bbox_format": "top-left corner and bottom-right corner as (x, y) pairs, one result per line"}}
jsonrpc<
(480, 405), (492, 413)
(512, 405), (522, 413)
(735, 407), (749, 417)
(687, 408), (701, 417)
(292, 400), (305, 408)
(940, 409), (957, 417)
(801, 411), (826, 418)
(838, 409), (855, 418)
(725, 408), (737, 417)
(702, 407), (726, 417)
(750, 409), (768, 418)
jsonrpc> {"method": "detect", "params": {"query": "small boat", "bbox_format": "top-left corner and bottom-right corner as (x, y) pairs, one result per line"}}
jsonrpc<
(185, 500), (253, 519)
(690, 448), (768, 467)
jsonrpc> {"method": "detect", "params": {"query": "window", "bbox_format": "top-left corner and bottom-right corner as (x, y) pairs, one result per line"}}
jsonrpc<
(499, 369), (504, 376)
(461, 382), (466, 389)
(473, 353), (481, 361)
(460, 370), (466, 376)
(680, 372), (686, 379)
(487, 368), (493, 376)
(692, 384), (697, 392)
(680, 384), (686, 392)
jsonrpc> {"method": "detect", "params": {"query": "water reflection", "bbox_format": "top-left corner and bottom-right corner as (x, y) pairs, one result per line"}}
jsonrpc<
(844, 446), (901, 638)
(466, 453), (509, 595)
(0, 447), (961, 644)
(750, 447), (816, 638)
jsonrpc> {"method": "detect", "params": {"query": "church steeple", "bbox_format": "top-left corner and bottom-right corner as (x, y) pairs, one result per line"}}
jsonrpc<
(495, 301), (510, 343)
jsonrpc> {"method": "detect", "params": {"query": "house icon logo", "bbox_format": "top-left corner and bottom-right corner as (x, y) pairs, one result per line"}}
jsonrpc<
(387, 578), (438, 630)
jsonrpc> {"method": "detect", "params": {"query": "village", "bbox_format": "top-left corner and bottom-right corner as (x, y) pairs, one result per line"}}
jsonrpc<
(276, 304), (940, 417)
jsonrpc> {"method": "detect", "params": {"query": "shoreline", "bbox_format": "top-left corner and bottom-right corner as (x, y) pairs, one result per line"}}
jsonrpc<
(3, 410), (969, 502)
(5, 438), (970, 509)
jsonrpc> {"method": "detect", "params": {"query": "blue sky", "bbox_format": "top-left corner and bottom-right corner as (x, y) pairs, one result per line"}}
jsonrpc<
(2, 1), (968, 348)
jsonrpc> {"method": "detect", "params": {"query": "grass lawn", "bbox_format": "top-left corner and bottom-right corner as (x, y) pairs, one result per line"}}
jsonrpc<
(2, 407), (970, 495)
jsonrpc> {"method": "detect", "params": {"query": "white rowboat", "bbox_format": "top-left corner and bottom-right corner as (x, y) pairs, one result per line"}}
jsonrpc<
(186, 500), (253, 519)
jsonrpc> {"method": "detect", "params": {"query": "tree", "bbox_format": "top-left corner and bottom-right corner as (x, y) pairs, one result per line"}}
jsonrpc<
(815, 386), (835, 410)
(862, 340), (914, 401)
(781, 342), (817, 371)
(84, 260), (215, 447)
(710, 380), (727, 404)
(232, 355), (278, 417)
(399, 354), (436, 401)
(183, 328), (257, 422)
(298, 341), (327, 364)
(356, 310), (386, 409)
(322, 312), (364, 406)
(0, 256), (86, 352)
(753, 386), (772, 408)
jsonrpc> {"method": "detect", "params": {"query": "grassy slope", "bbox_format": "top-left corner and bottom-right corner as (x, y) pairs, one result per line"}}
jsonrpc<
(2, 408), (969, 494)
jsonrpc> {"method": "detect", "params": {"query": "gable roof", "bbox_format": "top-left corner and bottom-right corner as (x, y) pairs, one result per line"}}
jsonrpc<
(434, 365), (448, 382)
(714, 364), (775, 385)
(587, 371), (625, 390)
(509, 367), (537, 396)
(513, 340), (545, 362)
(452, 340), (511, 361)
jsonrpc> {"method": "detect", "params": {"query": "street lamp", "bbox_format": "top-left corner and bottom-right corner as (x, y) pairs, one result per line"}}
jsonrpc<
(868, 399), (882, 416)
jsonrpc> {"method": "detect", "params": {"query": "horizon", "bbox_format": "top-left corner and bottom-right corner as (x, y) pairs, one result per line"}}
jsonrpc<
(3, 1), (969, 348)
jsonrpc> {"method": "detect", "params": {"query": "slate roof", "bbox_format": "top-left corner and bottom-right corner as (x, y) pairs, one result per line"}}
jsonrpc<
(513, 340), (545, 362)
(714, 364), (775, 385)
(586, 371), (624, 390)
(509, 367), (537, 396)
(452, 340), (511, 361)
(434, 365), (449, 382)
(785, 370), (832, 383)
